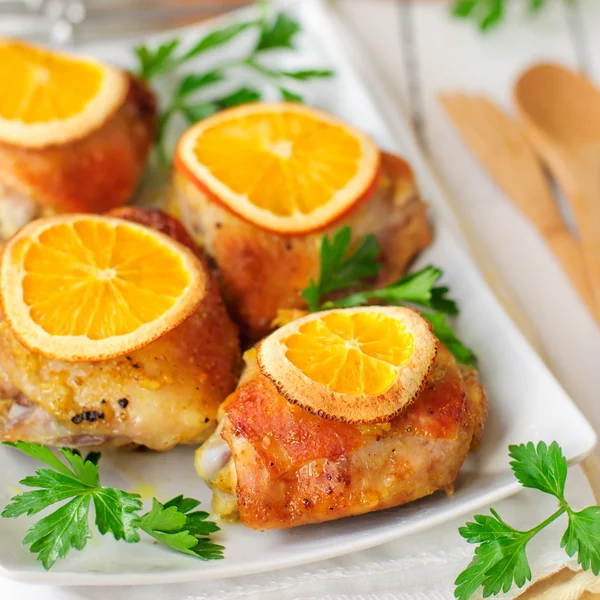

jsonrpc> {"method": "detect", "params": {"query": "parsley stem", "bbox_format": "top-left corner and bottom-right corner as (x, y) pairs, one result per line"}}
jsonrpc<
(526, 507), (566, 538)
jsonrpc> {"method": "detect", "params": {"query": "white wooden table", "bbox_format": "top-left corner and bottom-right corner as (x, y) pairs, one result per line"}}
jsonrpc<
(335, 0), (600, 441)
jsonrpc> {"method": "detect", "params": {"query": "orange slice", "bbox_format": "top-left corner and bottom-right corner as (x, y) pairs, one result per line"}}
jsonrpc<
(257, 306), (438, 423)
(175, 102), (381, 234)
(0, 214), (206, 362)
(0, 39), (128, 148)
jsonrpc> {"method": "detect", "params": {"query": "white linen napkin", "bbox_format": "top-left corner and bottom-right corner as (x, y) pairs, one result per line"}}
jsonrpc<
(0, 465), (593, 600)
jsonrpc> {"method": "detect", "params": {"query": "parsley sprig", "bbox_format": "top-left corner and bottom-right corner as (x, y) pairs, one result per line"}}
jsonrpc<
(301, 226), (475, 365)
(1, 441), (223, 570)
(133, 3), (334, 162)
(451, 0), (574, 32)
(455, 441), (600, 599)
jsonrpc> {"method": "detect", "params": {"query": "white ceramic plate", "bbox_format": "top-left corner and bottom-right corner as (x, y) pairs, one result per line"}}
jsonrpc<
(0, 0), (596, 586)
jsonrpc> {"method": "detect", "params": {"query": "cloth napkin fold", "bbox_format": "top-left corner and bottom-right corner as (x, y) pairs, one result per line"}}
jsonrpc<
(0, 465), (593, 600)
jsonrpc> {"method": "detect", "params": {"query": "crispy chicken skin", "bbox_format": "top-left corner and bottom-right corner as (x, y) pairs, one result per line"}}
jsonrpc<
(197, 346), (487, 529)
(0, 209), (240, 450)
(0, 76), (156, 240)
(172, 152), (432, 341)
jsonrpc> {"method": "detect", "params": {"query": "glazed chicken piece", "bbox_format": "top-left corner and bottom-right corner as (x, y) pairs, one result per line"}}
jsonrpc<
(197, 345), (487, 528)
(0, 75), (156, 241)
(172, 152), (432, 341)
(0, 209), (240, 450)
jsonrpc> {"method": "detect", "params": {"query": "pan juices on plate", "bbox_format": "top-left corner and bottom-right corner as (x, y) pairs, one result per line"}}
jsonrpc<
(0, 39), (156, 241)
(0, 208), (240, 450)
(197, 307), (487, 528)
(171, 103), (432, 341)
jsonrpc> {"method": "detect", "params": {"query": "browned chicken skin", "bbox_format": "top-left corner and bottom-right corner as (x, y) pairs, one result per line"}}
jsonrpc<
(0, 76), (156, 240)
(197, 345), (487, 529)
(0, 209), (240, 450)
(172, 153), (432, 342)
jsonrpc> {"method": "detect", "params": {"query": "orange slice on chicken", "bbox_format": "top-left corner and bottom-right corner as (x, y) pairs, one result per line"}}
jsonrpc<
(257, 306), (438, 423)
(175, 103), (381, 234)
(0, 214), (206, 362)
(0, 39), (127, 148)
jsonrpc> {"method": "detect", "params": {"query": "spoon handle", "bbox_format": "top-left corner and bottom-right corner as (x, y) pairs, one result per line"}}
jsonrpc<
(565, 153), (600, 317)
(440, 93), (599, 321)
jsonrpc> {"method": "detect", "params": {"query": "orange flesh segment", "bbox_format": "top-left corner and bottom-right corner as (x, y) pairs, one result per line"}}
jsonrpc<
(283, 312), (414, 395)
(193, 112), (363, 217)
(0, 41), (103, 123)
(21, 220), (191, 339)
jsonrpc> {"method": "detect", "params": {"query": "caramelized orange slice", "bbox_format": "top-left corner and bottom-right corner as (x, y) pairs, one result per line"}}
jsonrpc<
(257, 306), (438, 423)
(0, 214), (206, 361)
(175, 103), (381, 234)
(0, 39), (127, 147)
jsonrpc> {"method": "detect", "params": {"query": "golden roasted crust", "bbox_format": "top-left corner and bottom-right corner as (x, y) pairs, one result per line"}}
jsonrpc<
(172, 152), (433, 342)
(0, 75), (155, 215)
(257, 307), (439, 424)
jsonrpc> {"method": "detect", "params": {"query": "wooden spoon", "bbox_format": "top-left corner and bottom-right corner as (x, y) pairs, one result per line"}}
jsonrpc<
(440, 93), (598, 320)
(515, 63), (600, 321)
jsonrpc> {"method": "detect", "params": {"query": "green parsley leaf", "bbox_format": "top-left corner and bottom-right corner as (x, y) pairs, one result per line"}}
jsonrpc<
(1, 444), (142, 568)
(185, 510), (221, 537)
(454, 544), (492, 600)
(459, 508), (522, 544)
(279, 87), (303, 102)
(139, 498), (224, 560)
(456, 441), (600, 599)
(451, 0), (507, 32)
(423, 312), (476, 366)
(455, 535), (532, 600)
(451, 0), (477, 17)
(301, 230), (473, 364)
(529, 0), (547, 11)
(562, 506), (600, 575)
(480, 536), (532, 596)
(3, 441), (73, 476)
(217, 87), (262, 108)
(161, 495), (219, 536)
(163, 495), (201, 513)
(255, 12), (301, 52)
(182, 21), (255, 62)
(135, 6), (335, 163)
(508, 441), (567, 499)
(2, 469), (95, 519)
(302, 226), (380, 312)
(59, 448), (100, 487)
(24, 496), (93, 570)
(451, 0), (560, 31)
(92, 487), (142, 543)
(175, 71), (225, 99)
(480, 0), (504, 31)
(324, 266), (459, 315)
(1, 442), (223, 569)
(140, 498), (187, 533)
(134, 39), (180, 80)
(280, 69), (335, 81)
(180, 103), (219, 124)
(179, 87), (261, 125)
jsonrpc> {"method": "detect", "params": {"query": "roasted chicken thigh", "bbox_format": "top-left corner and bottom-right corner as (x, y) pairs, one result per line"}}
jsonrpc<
(197, 344), (486, 529)
(0, 209), (240, 450)
(172, 152), (432, 342)
(0, 75), (155, 241)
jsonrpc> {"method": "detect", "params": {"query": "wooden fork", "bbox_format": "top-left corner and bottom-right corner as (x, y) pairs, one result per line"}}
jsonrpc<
(439, 93), (598, 322)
